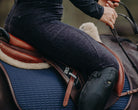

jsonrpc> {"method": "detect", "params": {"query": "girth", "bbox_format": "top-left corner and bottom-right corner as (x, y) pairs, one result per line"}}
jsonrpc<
(0, 33), (125, 109)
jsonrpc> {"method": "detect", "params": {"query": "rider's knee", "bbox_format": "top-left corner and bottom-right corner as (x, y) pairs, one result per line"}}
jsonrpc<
(110, 56), (119, 71)
(78, 66), (119, 110)
(101, 54), (119, 72)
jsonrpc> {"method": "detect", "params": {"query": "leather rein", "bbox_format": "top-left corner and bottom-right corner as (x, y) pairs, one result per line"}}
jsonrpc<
(110, 2), (138, 74)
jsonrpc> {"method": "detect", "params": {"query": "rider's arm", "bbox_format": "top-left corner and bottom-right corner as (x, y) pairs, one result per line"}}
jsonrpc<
(69, 0), (104, 19)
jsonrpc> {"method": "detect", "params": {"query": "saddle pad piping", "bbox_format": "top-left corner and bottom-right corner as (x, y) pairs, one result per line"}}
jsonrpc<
(0, 63), (22, 110)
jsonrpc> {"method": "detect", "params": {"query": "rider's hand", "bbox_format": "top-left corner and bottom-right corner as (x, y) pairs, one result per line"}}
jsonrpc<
(100, 6), (118, 29)
(98, 0), (119, 8)
(98, 0), (107, 6)
(105, 1), (119, 8)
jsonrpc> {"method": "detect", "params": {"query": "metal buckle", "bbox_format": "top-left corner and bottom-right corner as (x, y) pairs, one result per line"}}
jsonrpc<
(64, 67), (70, 75)
(68, 72), (77, 79)
(64, 67), (77, 79)
(64, 67), (81, 89)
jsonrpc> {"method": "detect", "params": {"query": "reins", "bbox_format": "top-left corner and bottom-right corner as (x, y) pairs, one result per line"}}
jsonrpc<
(110, 1), (138, 74)
(119, 2), (138, 34)
(110, 28), (138, 73)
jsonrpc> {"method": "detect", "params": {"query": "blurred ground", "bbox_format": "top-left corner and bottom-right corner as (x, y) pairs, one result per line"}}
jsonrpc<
(0, 0), (13, 27)
(0, 0), (138, 42)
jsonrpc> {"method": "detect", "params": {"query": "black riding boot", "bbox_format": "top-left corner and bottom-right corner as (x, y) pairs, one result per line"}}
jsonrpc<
(78, 67), (118, 110)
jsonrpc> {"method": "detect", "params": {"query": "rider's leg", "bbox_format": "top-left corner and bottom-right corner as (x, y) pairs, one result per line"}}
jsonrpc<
(5, 20), (119, 109)
(5, 20), (119, 75)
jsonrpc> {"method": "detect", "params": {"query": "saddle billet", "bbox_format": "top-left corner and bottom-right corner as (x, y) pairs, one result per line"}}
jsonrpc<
(0, 32), (127, 110)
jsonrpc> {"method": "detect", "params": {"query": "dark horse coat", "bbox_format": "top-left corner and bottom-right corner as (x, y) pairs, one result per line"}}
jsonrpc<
(101, 34), (138, 110)
(79, 22), (138, 109)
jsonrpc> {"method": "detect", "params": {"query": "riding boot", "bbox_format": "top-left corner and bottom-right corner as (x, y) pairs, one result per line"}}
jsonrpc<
(78, 67), (118, 110)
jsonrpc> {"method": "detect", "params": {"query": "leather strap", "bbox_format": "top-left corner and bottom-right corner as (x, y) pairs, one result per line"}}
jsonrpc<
(99, 42), (125, 96)
(0, 63), (22, 110)
(63, 70), (77, 107)
(121, 88), (138, 96)
(44, 58), (70, 84)
(43, 58), (84, 106)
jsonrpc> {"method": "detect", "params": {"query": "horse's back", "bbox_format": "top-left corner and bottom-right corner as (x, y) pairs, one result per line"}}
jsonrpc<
(101, 35), (138, 110)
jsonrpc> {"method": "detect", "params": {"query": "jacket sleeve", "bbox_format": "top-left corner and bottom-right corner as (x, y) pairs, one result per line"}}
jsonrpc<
(69, 0), (104, 19)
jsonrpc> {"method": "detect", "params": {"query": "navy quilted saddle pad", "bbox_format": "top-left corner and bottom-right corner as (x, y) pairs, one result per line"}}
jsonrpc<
(0, 60), (130, 110)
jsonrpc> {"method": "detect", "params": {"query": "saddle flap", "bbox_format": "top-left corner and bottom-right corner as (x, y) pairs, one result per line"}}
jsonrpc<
(99, 42), (125, 96)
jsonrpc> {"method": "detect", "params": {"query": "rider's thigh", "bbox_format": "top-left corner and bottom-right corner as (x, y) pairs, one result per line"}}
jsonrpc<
(5, 20), (119, 77)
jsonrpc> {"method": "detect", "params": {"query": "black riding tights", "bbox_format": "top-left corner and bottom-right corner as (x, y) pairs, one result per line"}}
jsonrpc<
(4, 2), (119, 79)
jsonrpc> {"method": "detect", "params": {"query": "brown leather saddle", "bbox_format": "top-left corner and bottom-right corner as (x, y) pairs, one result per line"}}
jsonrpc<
(0, 30), (125, 109)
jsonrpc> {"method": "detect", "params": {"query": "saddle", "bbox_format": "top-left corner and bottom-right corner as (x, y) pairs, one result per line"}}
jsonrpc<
(0, 30), (125, 110)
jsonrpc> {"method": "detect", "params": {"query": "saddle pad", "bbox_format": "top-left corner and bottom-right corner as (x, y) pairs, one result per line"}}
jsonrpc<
(0, 60), (130, 110)
(0, 60), (75, 110)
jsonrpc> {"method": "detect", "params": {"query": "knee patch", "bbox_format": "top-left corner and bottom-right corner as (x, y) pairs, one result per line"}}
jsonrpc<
(78, 67), (118, 110)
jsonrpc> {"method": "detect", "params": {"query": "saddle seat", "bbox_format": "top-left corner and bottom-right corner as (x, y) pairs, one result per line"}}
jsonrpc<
(0, 33), (125, 109)
(0, 33), (50, 69)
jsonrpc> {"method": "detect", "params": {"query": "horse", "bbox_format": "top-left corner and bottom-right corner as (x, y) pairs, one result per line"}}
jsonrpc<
(0, 1), (138, 109)
(0, 20), (137, 110)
